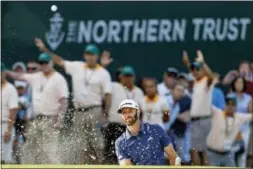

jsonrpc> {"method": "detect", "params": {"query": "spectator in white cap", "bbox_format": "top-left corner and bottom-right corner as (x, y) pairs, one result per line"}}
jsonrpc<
(178, 72), (191, 97)
(158, 67), (179, 99)
(12, 61), (29, 99)
(12, 62), (27, 73)
(13, 81), (29, 164)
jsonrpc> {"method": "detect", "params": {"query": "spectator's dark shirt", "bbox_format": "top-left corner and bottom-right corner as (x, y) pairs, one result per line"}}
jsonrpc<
(171, 95), (191, 137)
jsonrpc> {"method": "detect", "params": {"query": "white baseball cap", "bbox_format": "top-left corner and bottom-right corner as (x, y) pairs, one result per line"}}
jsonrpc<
(12, 62), (27, 72)
(117, 99), (139, 114)
(14, 80), (28, 88)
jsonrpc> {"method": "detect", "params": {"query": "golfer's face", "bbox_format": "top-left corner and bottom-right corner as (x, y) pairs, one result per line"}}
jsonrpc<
(120, 107), (137, 126)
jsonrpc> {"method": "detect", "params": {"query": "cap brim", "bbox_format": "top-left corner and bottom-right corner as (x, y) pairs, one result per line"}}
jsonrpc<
(167, 72), (178, 77)
(117, 106), (138, 113)
(121, 73), (134, 76)
(179, 75), (187, 79)
(16, 85), (26, 88)
(190, 65), (200, 70)
(85, 50), (98, 55)
(38, 59), (50, 62)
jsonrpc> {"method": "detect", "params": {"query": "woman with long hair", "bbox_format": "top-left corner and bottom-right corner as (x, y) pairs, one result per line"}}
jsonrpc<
(230, 76), (253, 167)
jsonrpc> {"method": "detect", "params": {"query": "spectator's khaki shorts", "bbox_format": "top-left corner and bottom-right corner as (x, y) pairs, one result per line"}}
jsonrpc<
(67, 106), (105, 164)
(22, 115), (60, 164)
(190, 117), (211, 152)
(248, 131), (253, 155)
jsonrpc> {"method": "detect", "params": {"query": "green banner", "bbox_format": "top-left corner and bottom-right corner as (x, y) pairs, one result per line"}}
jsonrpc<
(2, 1), (253, 79)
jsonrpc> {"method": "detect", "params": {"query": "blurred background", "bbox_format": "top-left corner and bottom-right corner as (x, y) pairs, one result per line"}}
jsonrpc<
(1, 1), (253, 167)
(2, 1), (253, 78)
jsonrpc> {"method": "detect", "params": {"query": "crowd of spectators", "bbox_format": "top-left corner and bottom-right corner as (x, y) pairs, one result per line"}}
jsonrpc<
(1, 39), (253, 167)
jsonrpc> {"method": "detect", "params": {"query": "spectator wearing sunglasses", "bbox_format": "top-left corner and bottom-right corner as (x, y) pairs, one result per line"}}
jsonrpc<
(207, 95), (252, 167)
(6, 53), (69, 164)
(26, 61), (39, 73)
(34, 38), (112, 164)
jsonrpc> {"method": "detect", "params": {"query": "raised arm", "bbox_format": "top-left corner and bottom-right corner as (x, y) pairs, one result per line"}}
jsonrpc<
(34, 38), (65, 68)
(196, 50), (214, 81)
(102, 71), (113, 120)
(239, 113), (253, 123)
(182, 50), (191, 72)
(100, 50), (113, 68)
(6, 71), (27, 82)
(222, 70), (238, 85)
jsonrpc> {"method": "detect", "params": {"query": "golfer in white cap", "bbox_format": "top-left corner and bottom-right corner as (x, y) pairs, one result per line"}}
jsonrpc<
(115, 99), (181, 166)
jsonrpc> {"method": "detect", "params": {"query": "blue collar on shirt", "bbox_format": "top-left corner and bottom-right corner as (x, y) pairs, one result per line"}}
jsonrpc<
(125, 122), (145, 140)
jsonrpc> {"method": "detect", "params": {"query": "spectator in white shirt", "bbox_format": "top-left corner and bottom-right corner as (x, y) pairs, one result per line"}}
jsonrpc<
(34, 38), (112, 164)
(139, 78), (169, 128)
(1, 63), (18, 164)
(183, 50), (215, 166)
(6, 53), (69, 164)
(207, 95), (252, 167)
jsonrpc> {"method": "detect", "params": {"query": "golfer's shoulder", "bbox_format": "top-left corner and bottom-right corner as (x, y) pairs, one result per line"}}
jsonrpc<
(144, 123), (164, 133)
(115, 132), (127, 148)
